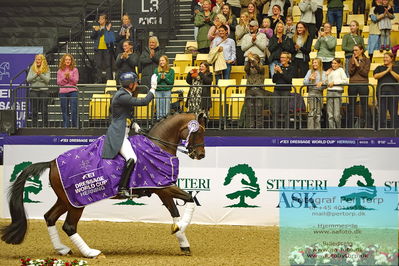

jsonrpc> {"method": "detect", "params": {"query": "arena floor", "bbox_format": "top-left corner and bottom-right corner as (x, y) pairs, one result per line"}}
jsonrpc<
(0, 219), (279, 265)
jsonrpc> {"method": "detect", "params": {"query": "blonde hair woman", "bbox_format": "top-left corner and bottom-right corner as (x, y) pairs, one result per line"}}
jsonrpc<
(27, 54), (50, 127)
(292, 22), (312, 78)
(235, 11), (250, 65)
(153, 55), (175, 119)
(57, 54), (79, 128)
(303, 58), (327, 129)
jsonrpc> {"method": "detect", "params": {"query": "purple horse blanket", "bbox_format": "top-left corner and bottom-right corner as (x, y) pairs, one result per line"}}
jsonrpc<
(56, 135), (179, 207)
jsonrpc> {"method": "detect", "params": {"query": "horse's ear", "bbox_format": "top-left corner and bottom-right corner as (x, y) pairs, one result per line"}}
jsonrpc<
(197, 112), (208, 125)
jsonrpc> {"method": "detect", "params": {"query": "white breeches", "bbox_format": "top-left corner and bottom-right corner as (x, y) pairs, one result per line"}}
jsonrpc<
(119, 127), (137, 162)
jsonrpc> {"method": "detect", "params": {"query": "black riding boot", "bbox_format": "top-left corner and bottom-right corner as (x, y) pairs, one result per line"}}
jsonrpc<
(118, 158), (136, 197)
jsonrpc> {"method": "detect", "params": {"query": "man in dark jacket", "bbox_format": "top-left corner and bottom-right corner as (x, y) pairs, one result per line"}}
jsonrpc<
(102, 72), (156, 197)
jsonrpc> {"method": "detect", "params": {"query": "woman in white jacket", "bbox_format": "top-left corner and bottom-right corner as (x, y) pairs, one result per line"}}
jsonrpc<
(326, 58), (348, 128)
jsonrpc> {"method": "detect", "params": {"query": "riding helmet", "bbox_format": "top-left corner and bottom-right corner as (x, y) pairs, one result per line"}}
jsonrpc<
(120, 72), (138, 88)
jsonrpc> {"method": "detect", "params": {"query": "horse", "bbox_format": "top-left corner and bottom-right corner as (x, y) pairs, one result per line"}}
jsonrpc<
(1, 112), (207, 257)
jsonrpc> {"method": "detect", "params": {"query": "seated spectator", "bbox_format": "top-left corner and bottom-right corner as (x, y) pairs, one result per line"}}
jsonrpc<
(347, 44), (371, 128)
(195, 0), (216, 53)
(27, 54), (50, 127)
(259, 18), (274, 39)
(326, 58), (347, 129)
(210, 25), (236, 81)
(186, 61), (213, 113)
(373, 52), (399, 128)
(245, 53), (266, 128)
(298, 0), (318, 39)
(115, 40), (139, 82)
(272, 51), (294, 128)
(140, 36), (163, 93)
(268, 22), (294, 77)
(342, 20), (364, 76)
(90, 13), (115, 83)
(268, 4), (285, 31)
(292, 22), (312, 78)
(213, 0), (225, 13)
(57, 54), (79, 128)
(314, 22), (336, 71)
(154, 55), (175, 119)
(116, 14), (139, 55)
(235, 11), (251, 65)
(241, 20), (268, 64)
(208, 14), (230, 46)
(284, 15), (296, 39)
(221, 3), (238, 40)
(303, 58), (326, 129)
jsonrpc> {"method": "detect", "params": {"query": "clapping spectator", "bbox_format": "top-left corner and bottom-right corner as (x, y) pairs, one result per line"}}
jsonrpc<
(267, 0), (285, 17)
(57, 54), (79, 128)
(373, 52), (399, 128)
(268, 4), (285, 31)
(292, 22), (312, 78)
(235, 11), (251, 65)
(213, 0), (225, 13)
(195, 0), (216, 53)
(154, 55), (175, 119)
(374, 0), (395, 51)
(116, 14), (139, 55)
(304, 58), (326, 129)
(314, 22), (336, 70)
(210, 25), (236, 81)
(208, 14), (231, 46)
(186, 62), (213, 113)
(140, 36), (164, 93)
(221, 3), (238, 40)
(259, 18), (274, 39)
(27, 54), (50, 127)
(115, 40), (139, 81)
(268, 22), (294, 77)
(299, 0), (318, 39)
(326, 58), (347, 129)
(241, 20), (268, 64)
(284, 15), (296, 38)
(247, 2), (262, 25)
(342, 20), (364, 76)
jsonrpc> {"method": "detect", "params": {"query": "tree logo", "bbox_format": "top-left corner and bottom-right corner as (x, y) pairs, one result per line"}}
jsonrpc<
(223, 164), (260, 208)
(338, 165), (376, 210)
(10, 162), (43, 203)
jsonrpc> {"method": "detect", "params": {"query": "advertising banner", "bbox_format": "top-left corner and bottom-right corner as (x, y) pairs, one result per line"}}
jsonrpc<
(2, 136), (399, 229)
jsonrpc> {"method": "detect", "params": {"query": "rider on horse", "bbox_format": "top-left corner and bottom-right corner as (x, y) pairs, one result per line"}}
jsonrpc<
(102, 72), (157, 197)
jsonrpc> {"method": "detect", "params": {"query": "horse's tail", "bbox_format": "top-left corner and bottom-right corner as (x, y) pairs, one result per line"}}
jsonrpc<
(1, 161), (51, 244)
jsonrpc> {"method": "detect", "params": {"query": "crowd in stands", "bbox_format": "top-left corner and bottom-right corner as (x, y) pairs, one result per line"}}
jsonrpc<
(27, 0), (399, 129)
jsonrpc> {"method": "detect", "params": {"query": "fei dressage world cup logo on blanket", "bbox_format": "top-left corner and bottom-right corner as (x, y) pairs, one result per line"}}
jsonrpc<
(10, 162), (43, 203)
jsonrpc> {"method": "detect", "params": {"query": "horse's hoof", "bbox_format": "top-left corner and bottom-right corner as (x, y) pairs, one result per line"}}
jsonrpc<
(171, 223), (180, 234)
(180, 247), (191, 256)
(97, 253), (106, 259)
(86, 249), (102, 258)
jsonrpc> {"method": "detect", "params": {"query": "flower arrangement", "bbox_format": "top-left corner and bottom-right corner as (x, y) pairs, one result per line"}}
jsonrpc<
(20, 258), (88, 266)
(288, 242), (398, 266)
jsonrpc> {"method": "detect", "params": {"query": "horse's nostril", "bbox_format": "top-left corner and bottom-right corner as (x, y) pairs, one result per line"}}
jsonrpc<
(198, 153), (205, 159)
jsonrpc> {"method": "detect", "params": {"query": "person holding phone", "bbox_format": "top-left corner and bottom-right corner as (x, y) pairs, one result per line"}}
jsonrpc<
(314, 22), (336, 71)
(186, 62), (213, 114)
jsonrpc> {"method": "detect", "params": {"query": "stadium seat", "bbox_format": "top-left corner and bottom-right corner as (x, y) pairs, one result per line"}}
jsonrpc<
(331, 26), (337, 37)
(292, 78), (304, 94)
(392, 13), (399, 25)
(104, 80), (117, 93)
(89, 94), (111, 119)
(292, 6), (301, 23)
(171, 66), (181, 80)
(347, 14), (365, 29)
(264, 78), (275, 92)
(336, 38), (342, 51)
(369, 63), (380, 77)
(185, 41), (198, 50)
(173, 54), (193, 73)
(228, 79), (246, 120)
(194, 53), (209, 66)
(217, 79), (237, 97)
(372, 50), (384, 63)
(362, 25), (369, 38)
(172, 79), (190, 98)
(340, 26), (350, 35)
(310, 51), (317, 60)
(343, 4), (350, 24)
(230, 65), (246, 85)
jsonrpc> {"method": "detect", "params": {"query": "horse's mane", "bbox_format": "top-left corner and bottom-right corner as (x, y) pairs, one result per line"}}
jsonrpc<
(149, 112), (197, 134)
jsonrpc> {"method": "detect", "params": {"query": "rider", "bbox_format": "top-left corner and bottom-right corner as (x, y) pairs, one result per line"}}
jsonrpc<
(102, 72), (157, 197)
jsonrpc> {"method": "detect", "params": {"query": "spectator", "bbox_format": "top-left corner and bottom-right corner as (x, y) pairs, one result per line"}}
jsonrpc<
(27, 54), (50, 127)
(373, 52), (399, 128)
(347, 44), (371, 128)
(303, 58), (326, 129)
(248, 2), (263, 25)
(327, 0), (344, 38)
(342, 20), (364, 76)
(353, 0), (365, 15)
(57, 54), (79, 128)
(90, 13), (115, 83)
(240, 0), (263, 14)
(292, 22), (312, 78)
(268, 22), (294, 77)
(235, 11), (251, 65)
(195, 0), (216, 53)
(314, 22), (336, 71)
(221, 3), (238, 40)
(259, 18), (274, 39)
(268, 4), (285, 31)
(284, 15), (296, 39)
(186, 62), (213, 113)
(245, 53), (266, 128)
(210, 25), (236, 81)
(193, 0), (205, 40)
(272, 51), (294, 128)
(241, 20), (268, 64)
(315, 0), (324, 32)
(326, 58), (347, 128)
(368, 0), (382, 61)
(267, 0), (285, 17)
(140, 36), (163, 93)
(394, 0), (399, 13)
(154, 55), (175, 119)
(208, 14), (230, 46)
(115, 40), (139, 82)
(226, 0), (242, 17)
(116, 14), (139, 55)
(374, 0), (394, 51)
(298, 0), (318, 39)
(213, 0), (225, 13)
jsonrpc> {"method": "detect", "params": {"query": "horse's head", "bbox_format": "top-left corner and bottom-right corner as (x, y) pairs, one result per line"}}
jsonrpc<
(181, 112), (206, 160)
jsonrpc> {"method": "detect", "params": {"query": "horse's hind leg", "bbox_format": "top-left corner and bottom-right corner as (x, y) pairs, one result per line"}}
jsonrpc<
(44, 199), (71, 255)
(62, 207), (101, 258)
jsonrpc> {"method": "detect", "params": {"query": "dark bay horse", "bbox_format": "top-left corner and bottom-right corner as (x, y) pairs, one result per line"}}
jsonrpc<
(1, 112), (206, 257)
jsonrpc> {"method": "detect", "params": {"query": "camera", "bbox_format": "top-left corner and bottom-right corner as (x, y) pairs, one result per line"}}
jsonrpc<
(320, 27), (324, 32)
